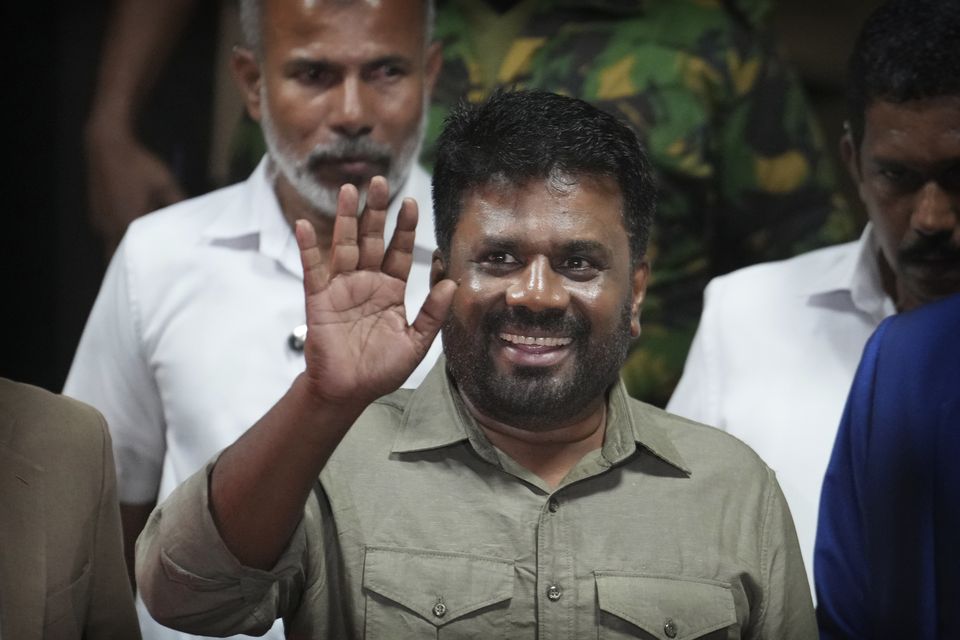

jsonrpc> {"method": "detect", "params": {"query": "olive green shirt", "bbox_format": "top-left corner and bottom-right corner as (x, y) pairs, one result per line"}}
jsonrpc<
(138, 361), (815, 638)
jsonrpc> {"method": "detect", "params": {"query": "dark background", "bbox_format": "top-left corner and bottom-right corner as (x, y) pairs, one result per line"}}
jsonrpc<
(4, 2), (217, 391)
(2, 1), (881, 393)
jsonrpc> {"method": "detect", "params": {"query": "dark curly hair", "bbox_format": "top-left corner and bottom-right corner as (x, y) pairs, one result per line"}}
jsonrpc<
(432, 89), (657, 266)
(847, 0), (960, 148)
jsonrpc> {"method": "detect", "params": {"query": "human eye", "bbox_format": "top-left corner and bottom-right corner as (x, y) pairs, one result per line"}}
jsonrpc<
(366, 59), (410, 84)
(939, 164), (960, 192)
(476, 251), (520, 273)
(483, 251), (518, 265)
(561, 255), (593, 270)
(558, 255), (600, 280)
(875, 164), (921, 191)
(291, 62), (339, 89)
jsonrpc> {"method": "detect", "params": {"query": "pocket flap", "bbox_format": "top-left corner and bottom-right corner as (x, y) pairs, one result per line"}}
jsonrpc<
(595, 572), (736, 640)
(363, 546), (514, 625)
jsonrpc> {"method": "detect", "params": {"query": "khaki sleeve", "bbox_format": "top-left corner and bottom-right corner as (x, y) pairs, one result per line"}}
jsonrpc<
(136, 457), (313, 636)
(751, 467), (817, 639)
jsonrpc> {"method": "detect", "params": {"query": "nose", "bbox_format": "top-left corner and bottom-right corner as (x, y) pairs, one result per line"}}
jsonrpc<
(912, 181), (958, 236)
(506, 257), (570, 312)
(330, 75), (373, 139)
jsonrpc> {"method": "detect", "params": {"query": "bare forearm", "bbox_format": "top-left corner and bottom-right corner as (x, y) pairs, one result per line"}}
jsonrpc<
(209, 373), (367, 570)
(88, 0), (197, 130)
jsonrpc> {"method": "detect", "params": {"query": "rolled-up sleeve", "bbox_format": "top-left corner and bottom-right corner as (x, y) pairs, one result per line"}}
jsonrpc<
(136, 458), (315, 636)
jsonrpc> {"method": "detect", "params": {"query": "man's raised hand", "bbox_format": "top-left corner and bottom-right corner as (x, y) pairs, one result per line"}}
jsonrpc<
(295, 176), (456, 408)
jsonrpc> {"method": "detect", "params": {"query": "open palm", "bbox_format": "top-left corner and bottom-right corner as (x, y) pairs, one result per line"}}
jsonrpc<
(295, 177), (455, 406)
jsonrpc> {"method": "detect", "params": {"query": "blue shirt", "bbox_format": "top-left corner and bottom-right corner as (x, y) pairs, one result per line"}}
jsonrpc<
(814, 293), (960, 639)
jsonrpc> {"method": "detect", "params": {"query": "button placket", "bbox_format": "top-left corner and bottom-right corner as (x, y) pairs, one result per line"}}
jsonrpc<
(537, 488), (571, 638)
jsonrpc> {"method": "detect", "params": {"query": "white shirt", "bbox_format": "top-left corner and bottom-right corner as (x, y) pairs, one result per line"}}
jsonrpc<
(63, 159), (440, 640)
(666, 225), (896, 594)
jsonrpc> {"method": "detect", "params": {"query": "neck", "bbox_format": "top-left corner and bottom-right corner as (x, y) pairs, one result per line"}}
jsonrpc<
(462, 392), (608, 489)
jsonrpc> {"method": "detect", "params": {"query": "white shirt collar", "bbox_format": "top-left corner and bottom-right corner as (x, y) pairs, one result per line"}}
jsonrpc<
(800, 223), (896, 322)
(199, 156), (436, 278)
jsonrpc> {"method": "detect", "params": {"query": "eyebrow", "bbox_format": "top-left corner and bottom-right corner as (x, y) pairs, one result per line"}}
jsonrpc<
(560, 239), (611, 257)
(284, 57), (339, 73)
(362, 55), (413, 69)
(870, 157), (960, 173)
(477, 237), (612, 258)
(285, 54), (412, 71)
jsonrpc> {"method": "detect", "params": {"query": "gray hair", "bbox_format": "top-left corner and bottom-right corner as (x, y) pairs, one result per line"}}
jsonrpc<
(238, 0), (435, 58)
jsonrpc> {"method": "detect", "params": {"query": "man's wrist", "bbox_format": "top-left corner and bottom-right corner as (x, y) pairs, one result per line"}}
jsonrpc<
(286, 373), (369, 442)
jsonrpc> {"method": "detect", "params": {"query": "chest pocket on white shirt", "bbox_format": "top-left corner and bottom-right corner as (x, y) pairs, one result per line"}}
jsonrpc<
(362, 546), (515, 639)
(595, 572), (737, 640)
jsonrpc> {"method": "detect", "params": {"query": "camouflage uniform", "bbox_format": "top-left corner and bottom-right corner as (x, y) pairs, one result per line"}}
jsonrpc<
(426, 0), (855, 406)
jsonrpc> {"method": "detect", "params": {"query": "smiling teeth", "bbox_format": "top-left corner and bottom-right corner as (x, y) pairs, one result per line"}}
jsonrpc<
(499, 333), (572, 347)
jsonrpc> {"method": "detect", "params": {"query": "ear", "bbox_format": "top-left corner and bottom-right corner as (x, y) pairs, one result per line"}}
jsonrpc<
(629, 261), (650, 338)
(231, 46), (264, 122)
(430, 249), (447, 287)
(424, 41), (443, 99)
(839, 126), (861, 185)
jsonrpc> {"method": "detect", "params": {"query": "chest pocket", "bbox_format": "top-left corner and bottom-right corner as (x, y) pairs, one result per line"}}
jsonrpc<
(362, 546), (515, 639)
(595, 572), (738, 640)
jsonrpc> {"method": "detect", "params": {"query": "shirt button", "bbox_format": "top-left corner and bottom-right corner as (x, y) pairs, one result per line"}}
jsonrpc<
(432, 597), (446, 618)
(546, 584), (563, 601)
(288, 324), (307, 352)
(663, 618), (677, 638)
(548, 497), (560, 513)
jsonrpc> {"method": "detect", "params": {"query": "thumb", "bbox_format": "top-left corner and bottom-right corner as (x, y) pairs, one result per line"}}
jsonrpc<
(409, 279), (457, 353)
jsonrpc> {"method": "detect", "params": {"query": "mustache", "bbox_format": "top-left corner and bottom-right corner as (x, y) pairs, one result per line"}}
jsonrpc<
(304, 137), (392, 170)
(482, 306), (589, 338)
(899, 231), (960, 265)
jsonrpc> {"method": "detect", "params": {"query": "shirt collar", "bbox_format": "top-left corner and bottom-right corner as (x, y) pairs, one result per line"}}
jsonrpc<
(798, 223), (896, 321)
(198, 157), (302, 272)
(392, 359), (689, 475)
(200, 157), (274, 239)
(199, 157), (436, 278)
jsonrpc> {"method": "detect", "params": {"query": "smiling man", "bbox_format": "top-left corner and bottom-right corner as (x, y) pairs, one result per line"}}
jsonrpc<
(667, 0), (960, 596)
(137, 90), (815, 639)
(64, 2), (441, 639)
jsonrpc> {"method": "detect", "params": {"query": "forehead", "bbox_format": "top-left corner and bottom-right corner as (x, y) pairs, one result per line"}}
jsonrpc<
(261, 0), (426, 60)
(862, 96), (960, 166)
(453, 175), (628, 252)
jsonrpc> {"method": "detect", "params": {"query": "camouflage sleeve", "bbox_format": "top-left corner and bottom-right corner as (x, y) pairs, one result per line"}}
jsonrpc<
(711, 25), (855, 272)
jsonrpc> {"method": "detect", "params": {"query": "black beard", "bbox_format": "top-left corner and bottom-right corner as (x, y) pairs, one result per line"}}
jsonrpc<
(442, 302), (633, 431)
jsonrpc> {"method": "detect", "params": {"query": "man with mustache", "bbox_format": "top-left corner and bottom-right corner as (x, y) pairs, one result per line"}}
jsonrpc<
(64, 1), (441, 639)
(667, 0), (960, 596)
(136, 90), (815, 638)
